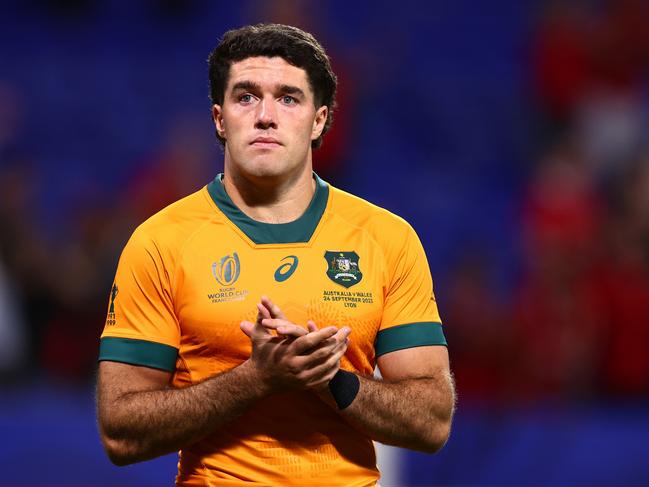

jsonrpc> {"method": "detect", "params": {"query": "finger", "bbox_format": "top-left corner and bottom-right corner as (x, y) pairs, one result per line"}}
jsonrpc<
(261, 296), (287, 320)
(241, 319), (271, 339)
(298, 337), (348, 368)
(305, 327), (350, 355)
(307, 320), (318, 333)
(256, 302), (272, 324)
(313, 326), (351, 350)
(315, 345), (348, 378)
(261, 318), (308, 338)
(333, 326), (352, 343)
(291, 326), (338, 355)
(258, 304), (286, 337)
(260, 318), (296, 330)
(305, 346), (348, 388)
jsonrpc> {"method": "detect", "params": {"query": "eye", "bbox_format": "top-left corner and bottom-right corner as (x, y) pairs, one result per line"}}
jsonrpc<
(281, 95), (296, 105)
(239, 93), (253, 104)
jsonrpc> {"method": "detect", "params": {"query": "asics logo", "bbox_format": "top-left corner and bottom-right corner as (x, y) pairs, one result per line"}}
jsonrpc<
(274, 255), (298, 282)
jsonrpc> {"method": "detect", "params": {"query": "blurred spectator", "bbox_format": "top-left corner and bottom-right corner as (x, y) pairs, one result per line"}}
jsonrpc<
(530, 2), (592, 132)
(579, 0), (649, 176)
(594, 155), (649, 397)
(0, 259), (27, 380)
(513, 141), (607, 401)
(0, 159), (55, 378)
(531, 0), (649, 175)
(575, 91), (648, 176)
(39, 199), (122, 382)
(526, 1), (649, 402)
(589, 0), (649, 92)
(124, 113), (213, 224)
(521, 140), (603, 257)
(443, 249), (512, 407)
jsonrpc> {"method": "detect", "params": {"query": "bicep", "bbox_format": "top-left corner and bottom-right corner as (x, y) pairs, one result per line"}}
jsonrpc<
(96, 361), (173, 457)
(376, 345), (449, 382)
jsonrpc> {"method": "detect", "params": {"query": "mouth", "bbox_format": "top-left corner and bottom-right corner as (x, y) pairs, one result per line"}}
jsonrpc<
(250, 137), (282, 148)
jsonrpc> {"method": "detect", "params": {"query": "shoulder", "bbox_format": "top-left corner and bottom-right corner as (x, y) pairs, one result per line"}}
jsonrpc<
(327, 184), (418, 247)
(124, 187), (218, 260)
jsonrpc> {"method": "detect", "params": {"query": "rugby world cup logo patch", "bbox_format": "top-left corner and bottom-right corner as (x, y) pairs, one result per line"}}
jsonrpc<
(212, 252), (241, 286)
(325, 251), (362, 288)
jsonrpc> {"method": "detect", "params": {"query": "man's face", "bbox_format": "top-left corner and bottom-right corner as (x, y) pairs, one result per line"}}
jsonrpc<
(212, 56), (328, 181)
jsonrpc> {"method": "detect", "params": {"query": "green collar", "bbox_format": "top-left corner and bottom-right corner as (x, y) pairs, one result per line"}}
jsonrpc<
(207, 173), (329, 244)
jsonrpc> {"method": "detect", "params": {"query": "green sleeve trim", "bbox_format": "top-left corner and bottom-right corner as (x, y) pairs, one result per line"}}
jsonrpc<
(375, 322), (447, 357)
(98, 337), (178, 372)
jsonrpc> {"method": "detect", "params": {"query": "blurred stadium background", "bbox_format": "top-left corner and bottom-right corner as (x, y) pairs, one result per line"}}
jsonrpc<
(1, 0), (649, 485)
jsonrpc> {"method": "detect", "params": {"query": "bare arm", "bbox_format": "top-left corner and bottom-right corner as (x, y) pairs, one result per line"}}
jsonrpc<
(97, 307), (349, 466)
(319, 346), (455, 453)
(96, 359), (265, 465)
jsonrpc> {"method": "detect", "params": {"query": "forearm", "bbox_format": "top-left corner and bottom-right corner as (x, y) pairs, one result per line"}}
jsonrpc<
(322, 371), (455, 453)
(98, 360), (266, 465)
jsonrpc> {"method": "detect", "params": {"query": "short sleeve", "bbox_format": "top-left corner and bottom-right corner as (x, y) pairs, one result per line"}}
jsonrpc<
(376, 224), (447, 357)
(98, 228), (180, 371)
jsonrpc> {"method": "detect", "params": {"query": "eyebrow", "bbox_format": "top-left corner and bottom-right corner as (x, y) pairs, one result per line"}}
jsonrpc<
(230, 81), (306, 99)
(278, 84), (306, 98)
(231, 80), (261, 93)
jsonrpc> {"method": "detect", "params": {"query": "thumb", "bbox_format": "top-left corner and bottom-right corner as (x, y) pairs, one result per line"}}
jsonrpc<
(240, 320), (256, 338)
(240, 319), (271, 339)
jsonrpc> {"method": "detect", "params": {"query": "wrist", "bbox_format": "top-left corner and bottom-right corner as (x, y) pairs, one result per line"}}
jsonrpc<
(238, 359), (274, 397)
(327, 370), (360, 410)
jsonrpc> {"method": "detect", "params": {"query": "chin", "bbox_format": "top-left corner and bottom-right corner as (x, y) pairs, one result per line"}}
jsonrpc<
(243, 159), (290, 180)
(227, 146), (307, 181)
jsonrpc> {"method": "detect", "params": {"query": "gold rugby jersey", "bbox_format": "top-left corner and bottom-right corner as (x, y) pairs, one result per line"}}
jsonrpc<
(99, 173), (446, 486)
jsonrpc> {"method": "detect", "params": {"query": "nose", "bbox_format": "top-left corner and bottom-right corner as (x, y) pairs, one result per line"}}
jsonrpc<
(255, 96), (277, 129)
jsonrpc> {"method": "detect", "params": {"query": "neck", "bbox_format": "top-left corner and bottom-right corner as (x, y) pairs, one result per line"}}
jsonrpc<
(222, 165), (315, 224)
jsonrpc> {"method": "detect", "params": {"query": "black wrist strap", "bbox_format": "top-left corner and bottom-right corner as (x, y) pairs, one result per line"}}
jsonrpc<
(328, 369), (360, 409)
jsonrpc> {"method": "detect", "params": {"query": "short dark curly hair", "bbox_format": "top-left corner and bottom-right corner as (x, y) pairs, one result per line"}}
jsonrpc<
(207, 23), (337, 149)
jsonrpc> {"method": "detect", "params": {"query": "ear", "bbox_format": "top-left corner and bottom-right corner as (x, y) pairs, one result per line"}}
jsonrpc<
(311, 105), (328, 141)
(212, 104), (226, 139)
